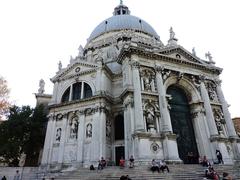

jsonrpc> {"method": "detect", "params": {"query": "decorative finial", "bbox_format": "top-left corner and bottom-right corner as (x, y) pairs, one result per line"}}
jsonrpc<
(205, 51), (215, 64)
(58, 61), (62, 71)
(120, 0), (123, 5)
(38, 79), (45, 94)
(192, 47), (196, 56)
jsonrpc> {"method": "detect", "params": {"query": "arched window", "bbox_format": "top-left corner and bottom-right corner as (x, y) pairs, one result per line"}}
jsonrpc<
(61, 82), (93, 103)
(84, 83), (92, 98)
(72, 82), (82, 100)
(61, 87), (70, 103)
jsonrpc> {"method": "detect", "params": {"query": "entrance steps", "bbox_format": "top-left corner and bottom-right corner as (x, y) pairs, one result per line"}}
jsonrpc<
(53, 164), (240, 180)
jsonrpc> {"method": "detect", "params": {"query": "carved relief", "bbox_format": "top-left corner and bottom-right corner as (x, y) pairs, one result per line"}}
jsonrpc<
(206, 81), (218, 102)
(86, 123), (92, 138)
(213, 108), (225, 135)
(69, 116), (78, 139)
(56, 128), (62, 142)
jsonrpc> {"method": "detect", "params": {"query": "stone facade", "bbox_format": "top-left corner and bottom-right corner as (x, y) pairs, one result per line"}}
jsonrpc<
(40, 3), (240, 169)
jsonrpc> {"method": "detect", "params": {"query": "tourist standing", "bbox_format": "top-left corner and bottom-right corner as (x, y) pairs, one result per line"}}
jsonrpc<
(13, 170), (20, 180)
(216, 150), (224, 164)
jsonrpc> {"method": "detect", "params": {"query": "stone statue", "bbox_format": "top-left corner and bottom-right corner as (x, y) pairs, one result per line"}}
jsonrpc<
(145, 106), (156, 132)
(78, 45), (84, 58)
(143, 77), (151, 91)
(58, 61), (62, 71)
(169, 27), (175, 39)
(69, 117), (78, 139)
(205, 51), (215, 64)
(38, 79), (45, 94)
(106, 119), (111, 138)
(86, 123), (92, 138)
(192, 47), (196, 56)
(56, 128), (62, 142)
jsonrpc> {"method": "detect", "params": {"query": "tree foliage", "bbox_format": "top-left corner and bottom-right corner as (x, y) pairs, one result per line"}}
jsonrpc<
(0, 76), (10, 120)
(0, 104), (47, 166)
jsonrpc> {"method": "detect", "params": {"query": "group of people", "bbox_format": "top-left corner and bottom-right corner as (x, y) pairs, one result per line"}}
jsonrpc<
(200, 150), (232, 180)
(151, 159), (170, 173)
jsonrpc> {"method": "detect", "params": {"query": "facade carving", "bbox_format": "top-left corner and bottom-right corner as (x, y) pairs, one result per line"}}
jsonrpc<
(40, 2), (240, 170)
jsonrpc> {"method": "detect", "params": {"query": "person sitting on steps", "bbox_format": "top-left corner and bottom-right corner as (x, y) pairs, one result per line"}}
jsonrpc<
(98, 157), (106, 170)
(129, 155), (134, 168)
(158, 159), (170, 173)
(151, 159), (160, 173)
(119, 157), (125, 168)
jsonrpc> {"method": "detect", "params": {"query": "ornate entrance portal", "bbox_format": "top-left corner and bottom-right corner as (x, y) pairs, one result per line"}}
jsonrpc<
(167, 86), (199, 164)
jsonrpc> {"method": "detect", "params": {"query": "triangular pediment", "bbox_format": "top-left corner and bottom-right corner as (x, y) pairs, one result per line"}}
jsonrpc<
(51, 61), (98, 82)
(158, 46), (208, 66)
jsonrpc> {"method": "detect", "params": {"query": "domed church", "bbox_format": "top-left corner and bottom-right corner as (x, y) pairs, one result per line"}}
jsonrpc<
(38, 1), (240, 169)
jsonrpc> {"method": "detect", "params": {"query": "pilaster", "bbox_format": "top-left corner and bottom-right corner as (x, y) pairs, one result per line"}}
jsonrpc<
(77, 111), (85, 163)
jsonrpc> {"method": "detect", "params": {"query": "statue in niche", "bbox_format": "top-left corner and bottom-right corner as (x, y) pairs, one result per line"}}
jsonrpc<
(69, 117), (78, 139)
(56, 128), (62, 142)
(38, 79), (45, 94)
(106, 119), (111, 138)
(86, 123), (92, 138)
(143, 76), (152, 91)
(145, 106), (156, 132)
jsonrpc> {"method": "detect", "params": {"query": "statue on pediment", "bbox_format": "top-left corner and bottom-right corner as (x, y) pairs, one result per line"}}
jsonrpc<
(58, 61), (62, 71)
(205, 51), (215, 64)
(169, 27), (175, 39)
(78, 45), (84, 58)
(192, 47), (196, 56)
(38, 79), (45, 94)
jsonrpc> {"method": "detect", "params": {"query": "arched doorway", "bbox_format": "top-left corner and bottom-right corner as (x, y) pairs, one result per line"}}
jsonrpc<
(114, 115), (124, 165)
(167, 86), (199, 164)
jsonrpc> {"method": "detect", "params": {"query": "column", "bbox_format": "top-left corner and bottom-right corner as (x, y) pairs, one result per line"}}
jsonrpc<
(215, 80), (240, 161)
(215, 80), (237, 137)
(58, 113), (68, 164)
(155, 66), (172, 132)
(123, 97), (133, 160)
(69, 85), (73, 101)
(131, 61), (145, 131)
(47, 116), (57, 164)
(77, 112), (85, 163)
(155, 66), (180, 161)
(80, 82), (84, 99)
(199, 78), (219, 137)
(41, 115), (54, 165)
(99, 107), (106, 158)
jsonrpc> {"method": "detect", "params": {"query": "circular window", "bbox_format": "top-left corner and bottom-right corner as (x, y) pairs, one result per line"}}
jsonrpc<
(75, 67), (81, 73)
(150, 142), (160, 153)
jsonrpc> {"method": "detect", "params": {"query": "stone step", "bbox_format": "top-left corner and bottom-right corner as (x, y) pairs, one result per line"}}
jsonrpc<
(52, 164), (240, 180)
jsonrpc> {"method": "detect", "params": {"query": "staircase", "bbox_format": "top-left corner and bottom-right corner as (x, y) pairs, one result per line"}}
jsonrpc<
(53, 164), (240, 180)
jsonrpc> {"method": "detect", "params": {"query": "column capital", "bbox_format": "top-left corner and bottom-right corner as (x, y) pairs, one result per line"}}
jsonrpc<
(199, 74), (206, 83)
(131, 60), (140, 69)
(154, 65), (164, 74)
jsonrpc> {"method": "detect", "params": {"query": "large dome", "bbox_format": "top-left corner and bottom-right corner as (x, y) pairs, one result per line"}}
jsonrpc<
(88, 4), (159, 41)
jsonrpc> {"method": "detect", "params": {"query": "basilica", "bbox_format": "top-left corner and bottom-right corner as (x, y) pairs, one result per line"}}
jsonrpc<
(37, 2), (240, 169)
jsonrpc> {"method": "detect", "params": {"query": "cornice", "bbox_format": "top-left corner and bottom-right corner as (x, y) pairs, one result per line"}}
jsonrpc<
(51, 61), (98, 83)
(118, 45), (222, 75)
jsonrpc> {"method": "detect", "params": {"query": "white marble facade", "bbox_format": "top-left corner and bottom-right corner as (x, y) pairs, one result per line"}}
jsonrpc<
(40, 3), (240, 169)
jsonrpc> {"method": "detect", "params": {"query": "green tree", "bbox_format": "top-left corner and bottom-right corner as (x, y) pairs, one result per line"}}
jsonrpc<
(0, 104), (47, 166)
